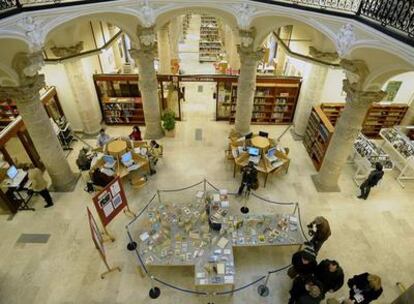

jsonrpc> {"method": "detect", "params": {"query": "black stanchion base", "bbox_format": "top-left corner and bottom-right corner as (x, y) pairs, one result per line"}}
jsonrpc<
(257, 284), (269, 297)
(240, 206), (249, 214)
(149, 287), (161, 299)
(127, 242), (137, 251)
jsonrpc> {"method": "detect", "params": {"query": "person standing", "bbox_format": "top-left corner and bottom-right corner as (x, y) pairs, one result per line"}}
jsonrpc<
(25, 165), (54, 208)
(306, 216), (331, 253)
(129, 126), (142, 141)
(358, 162), (384, 200)
(315, 259), (344, 293)
(288, 248), (317, 279)
(96, 128), (111, 147)
(289, 275), (325, 304)
(237, 161), (258, 196)
(347, 273), (383, 304)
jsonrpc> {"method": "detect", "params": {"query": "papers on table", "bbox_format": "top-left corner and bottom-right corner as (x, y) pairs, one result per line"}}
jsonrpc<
(217, 237), (229, 249)
(139, 232), (149, 242)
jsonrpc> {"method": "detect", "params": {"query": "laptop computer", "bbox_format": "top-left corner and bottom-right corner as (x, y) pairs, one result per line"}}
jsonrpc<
(103, 155), (116, 169)
(121, 151), (134, 167)
(266, 147), (277, 162)
(248, 147), (260, 156)
(6, 166), (27, 188)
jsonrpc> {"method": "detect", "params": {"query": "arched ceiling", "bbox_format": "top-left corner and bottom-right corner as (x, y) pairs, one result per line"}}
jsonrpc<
(0, 38), (30, 85)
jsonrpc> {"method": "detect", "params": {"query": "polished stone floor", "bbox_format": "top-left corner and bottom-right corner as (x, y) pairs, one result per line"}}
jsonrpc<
(0, 15), (413, 304)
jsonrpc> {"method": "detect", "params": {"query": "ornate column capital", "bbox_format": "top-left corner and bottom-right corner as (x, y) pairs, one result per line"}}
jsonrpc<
(140, 0), (156, 28)
(340, 59), (369, 87)
(50, 41), (84, 58)
(237, 28), (263, 64)
(335, 24), (356, 58)
(135, 26), (157, 53)
(0, 74), (45, 102)
(233, 3), (256, 30)
(343, 79), (386, 108)
(18, 16), (45, 52)
(12, 51), (44, 86)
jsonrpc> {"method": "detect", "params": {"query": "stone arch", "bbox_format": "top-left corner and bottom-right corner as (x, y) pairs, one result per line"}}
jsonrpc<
(0, 38), (31, 85)
(43, 9), (144, 46)
(251, 13), (337, 51)
(154, 4), (239, 31)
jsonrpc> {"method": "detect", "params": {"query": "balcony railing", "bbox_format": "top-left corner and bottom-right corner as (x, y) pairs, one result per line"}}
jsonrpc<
(0, 0), (413, 45)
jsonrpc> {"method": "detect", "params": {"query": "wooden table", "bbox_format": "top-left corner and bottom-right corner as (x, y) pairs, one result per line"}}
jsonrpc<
(251, 136), (270, 149)
(107, 140), (127, 156)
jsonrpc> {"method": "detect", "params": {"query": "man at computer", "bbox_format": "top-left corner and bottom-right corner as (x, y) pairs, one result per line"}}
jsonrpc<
(237, 161), (258, 196)
(96, 129), (111, 147)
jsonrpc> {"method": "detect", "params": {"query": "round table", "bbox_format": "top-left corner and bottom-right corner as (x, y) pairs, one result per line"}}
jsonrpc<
(251, 136), (270, 149)
(107, 140), (127, 157)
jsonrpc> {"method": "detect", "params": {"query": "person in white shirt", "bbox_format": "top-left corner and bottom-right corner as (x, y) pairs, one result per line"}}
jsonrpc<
(96, 129), (111, 147)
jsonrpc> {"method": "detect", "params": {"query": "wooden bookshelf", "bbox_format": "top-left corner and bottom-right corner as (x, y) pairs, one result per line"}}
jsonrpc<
(0, 86), (64, 132)
(228, 78), (301, 125)
(321, 102), (408, 138)
(303, 106), (335, 170)
(199, 15), (222, 62)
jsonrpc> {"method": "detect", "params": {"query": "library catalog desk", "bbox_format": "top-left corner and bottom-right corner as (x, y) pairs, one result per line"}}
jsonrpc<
(228, 134), (290, 187)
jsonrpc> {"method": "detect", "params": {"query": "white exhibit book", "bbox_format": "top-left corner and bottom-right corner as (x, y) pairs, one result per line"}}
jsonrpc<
(220, 201), (229, 208)
(217, 263), (225, 274)
(213, 194), (220, 202)
(219, 189), (228, 195)
(224, 276), (234, 284)
(139, 232), (149, 242)
(217, 237), (229, 249)
(196, 191), (204, 199)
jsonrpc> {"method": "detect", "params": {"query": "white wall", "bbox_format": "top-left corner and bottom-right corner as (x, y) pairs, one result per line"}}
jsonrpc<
(382, 72), (414, 104)
(41, 64), (83, 130)
(320, 68), (347, 103)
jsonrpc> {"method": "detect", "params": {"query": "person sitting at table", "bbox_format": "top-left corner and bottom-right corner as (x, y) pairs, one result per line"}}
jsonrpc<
(96, 128), (111, 147)
(76, 147), (93, 171)
(129, 126), (142, 141)
(23, 164), (54, 208)
(237, 161), (258, 196)
(91, 168), (114, 188)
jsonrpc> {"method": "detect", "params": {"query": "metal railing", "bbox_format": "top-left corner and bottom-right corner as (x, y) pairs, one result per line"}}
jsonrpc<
(0, 0), (413, 45)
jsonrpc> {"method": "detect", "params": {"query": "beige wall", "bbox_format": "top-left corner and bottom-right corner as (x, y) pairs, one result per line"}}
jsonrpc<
(382, 72), (414, 104)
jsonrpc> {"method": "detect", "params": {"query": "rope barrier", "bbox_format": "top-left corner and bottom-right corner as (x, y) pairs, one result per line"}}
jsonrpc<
(216, 275), (266, 295)
(205, 180), (220, 191)
(158, 180), (204, 192)
(126, 193), (157, 227)
(250, 192), (296, 206)
(268, 264), (292, 274)
(152, 277), (208, 295)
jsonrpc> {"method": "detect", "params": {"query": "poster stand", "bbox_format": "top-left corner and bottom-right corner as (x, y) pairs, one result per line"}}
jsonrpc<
(99, 250), (121, 279)
(87, 207), (120, 279)
(102, 226), (115, 242)
(123, 205), (136, 217)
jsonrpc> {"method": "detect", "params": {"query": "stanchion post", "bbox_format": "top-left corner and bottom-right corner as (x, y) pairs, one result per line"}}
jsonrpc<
(123, 204), (136, 218)
(102, 226), (115, 242)
(157, 190), (161, 204)
(149, 275), (161, 299)
(257, 272), (270, 297)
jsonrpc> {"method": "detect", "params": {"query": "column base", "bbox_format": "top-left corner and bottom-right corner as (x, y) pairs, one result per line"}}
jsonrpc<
(50, 172), (80, 192)
(144, 127), (164, 140)
(290, 128), (304, 141)
(311, 174), (341, 193)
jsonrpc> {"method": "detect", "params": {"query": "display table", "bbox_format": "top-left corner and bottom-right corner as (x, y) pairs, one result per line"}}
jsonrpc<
(349, 133), (394, 185)
(107, 139), (127, 156)
(136, 190), (303, 292)
(380, 127), (414, 188)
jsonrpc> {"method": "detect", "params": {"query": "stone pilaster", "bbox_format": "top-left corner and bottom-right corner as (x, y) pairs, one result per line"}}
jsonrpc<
(312, 63), (386, 192)
(157, 24), (171, 74)
(0, 75), (78, 191)
(234, 29), (264, 134)
(130, 26), (163, 139)
(293, 62), (329, 138)
(51, 43), (101, 134)
(275, 26), (292, 76)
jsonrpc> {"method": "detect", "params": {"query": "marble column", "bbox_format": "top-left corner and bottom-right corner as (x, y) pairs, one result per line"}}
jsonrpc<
(130, 27), (163, 139)
(157, 24), (171, 74)
(234, 30), (264, 134)
(293, 63), (328, 137)
(312, 78), (386, 192)
(108, 24), (123, 69)
(169, 18), (180, 64)
(51, 42), (101, 134)
(0, 75), (77, 191)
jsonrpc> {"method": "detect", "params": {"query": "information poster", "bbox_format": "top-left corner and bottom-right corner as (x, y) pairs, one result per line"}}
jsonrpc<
(92, 176), (128, 226)
(87, 207), (105, 256)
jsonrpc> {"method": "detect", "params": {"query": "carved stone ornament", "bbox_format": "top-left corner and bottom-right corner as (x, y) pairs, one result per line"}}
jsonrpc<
(0, 74), (45, 102)
(140, 0), (155, 28)
(50, 41), (84, 58)
(239, 28), (255, 48)
(233, 3), (256, 30)
(309, 46), (339, 63)
(335, 23), (356, 58)
(136, 26), (156, 51)
(342, 79), (386, 107)
(12, 51), (44, 85)
(340, 58), (369, 87)
(18, 16), (44, 51)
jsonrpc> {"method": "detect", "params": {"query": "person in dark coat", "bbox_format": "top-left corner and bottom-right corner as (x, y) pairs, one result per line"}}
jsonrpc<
(306, 216), (331, 253)
(347, 273), (383, 304)
(237, 161), (258, 195)
(315, 259), (344, 293)
(91, 168), (114, 187)
(289, 275), (325, 304)
(288, 248), (317, 279)
(129, 126), (142, 141)
(358, 162), (384, 200)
